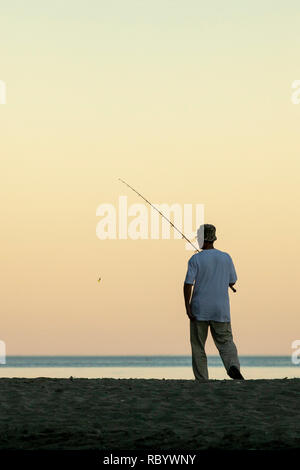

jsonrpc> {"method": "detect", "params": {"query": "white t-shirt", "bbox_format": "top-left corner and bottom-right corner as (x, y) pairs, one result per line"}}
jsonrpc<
(184, 248), (237, 322)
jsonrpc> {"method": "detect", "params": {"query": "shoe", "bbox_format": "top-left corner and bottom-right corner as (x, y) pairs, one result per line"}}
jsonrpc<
(228, 365), (244, 380)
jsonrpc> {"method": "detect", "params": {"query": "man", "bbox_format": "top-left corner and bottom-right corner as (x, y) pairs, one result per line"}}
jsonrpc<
(183, 224), (244, 381)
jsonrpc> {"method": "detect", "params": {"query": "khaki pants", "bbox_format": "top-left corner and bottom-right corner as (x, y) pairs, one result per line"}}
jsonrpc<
(190, 320), (241, 380)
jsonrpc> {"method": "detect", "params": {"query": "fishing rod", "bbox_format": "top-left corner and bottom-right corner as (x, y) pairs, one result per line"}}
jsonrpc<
(118, 178), (236, 292)
(118, 178), (199, 251)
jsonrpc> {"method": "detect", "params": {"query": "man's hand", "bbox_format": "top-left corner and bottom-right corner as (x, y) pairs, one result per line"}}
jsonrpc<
(186, 303), (196, 322)
(184, 283), (196, 321)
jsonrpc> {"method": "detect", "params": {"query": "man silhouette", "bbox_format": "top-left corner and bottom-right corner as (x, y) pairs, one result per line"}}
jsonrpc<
(183, 224), (244, 380)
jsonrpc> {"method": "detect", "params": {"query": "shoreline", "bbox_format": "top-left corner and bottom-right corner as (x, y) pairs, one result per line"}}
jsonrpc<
(0, 366), (299, 380)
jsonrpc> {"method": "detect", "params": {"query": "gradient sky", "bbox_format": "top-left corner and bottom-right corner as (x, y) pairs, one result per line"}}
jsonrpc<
(1, 1), (300, 355)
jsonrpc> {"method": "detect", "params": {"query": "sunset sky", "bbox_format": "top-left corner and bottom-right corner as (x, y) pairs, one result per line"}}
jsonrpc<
(1, 1), (300, 355)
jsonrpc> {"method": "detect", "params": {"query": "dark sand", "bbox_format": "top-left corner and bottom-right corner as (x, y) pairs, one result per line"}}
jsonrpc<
(0, 377), (300, 450)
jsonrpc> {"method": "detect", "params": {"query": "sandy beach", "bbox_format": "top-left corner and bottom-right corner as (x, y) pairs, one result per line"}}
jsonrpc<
(0, 377), (299, 451)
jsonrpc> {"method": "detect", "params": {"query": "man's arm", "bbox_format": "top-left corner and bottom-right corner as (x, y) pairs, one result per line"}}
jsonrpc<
(184, 255), (197, 321)
(228, 254), (237, 292)
(229, 282), (236, 292)
(183, 283), (196, 321)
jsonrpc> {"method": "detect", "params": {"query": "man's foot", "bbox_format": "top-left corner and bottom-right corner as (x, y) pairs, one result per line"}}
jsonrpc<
(228, 365), (244, 380)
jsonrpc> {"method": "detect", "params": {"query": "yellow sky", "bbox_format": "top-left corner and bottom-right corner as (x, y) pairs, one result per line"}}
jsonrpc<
(1, 1), (300, 355)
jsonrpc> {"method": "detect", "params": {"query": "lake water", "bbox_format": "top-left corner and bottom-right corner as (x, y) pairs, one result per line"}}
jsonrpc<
(0, 356), (299, 380)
